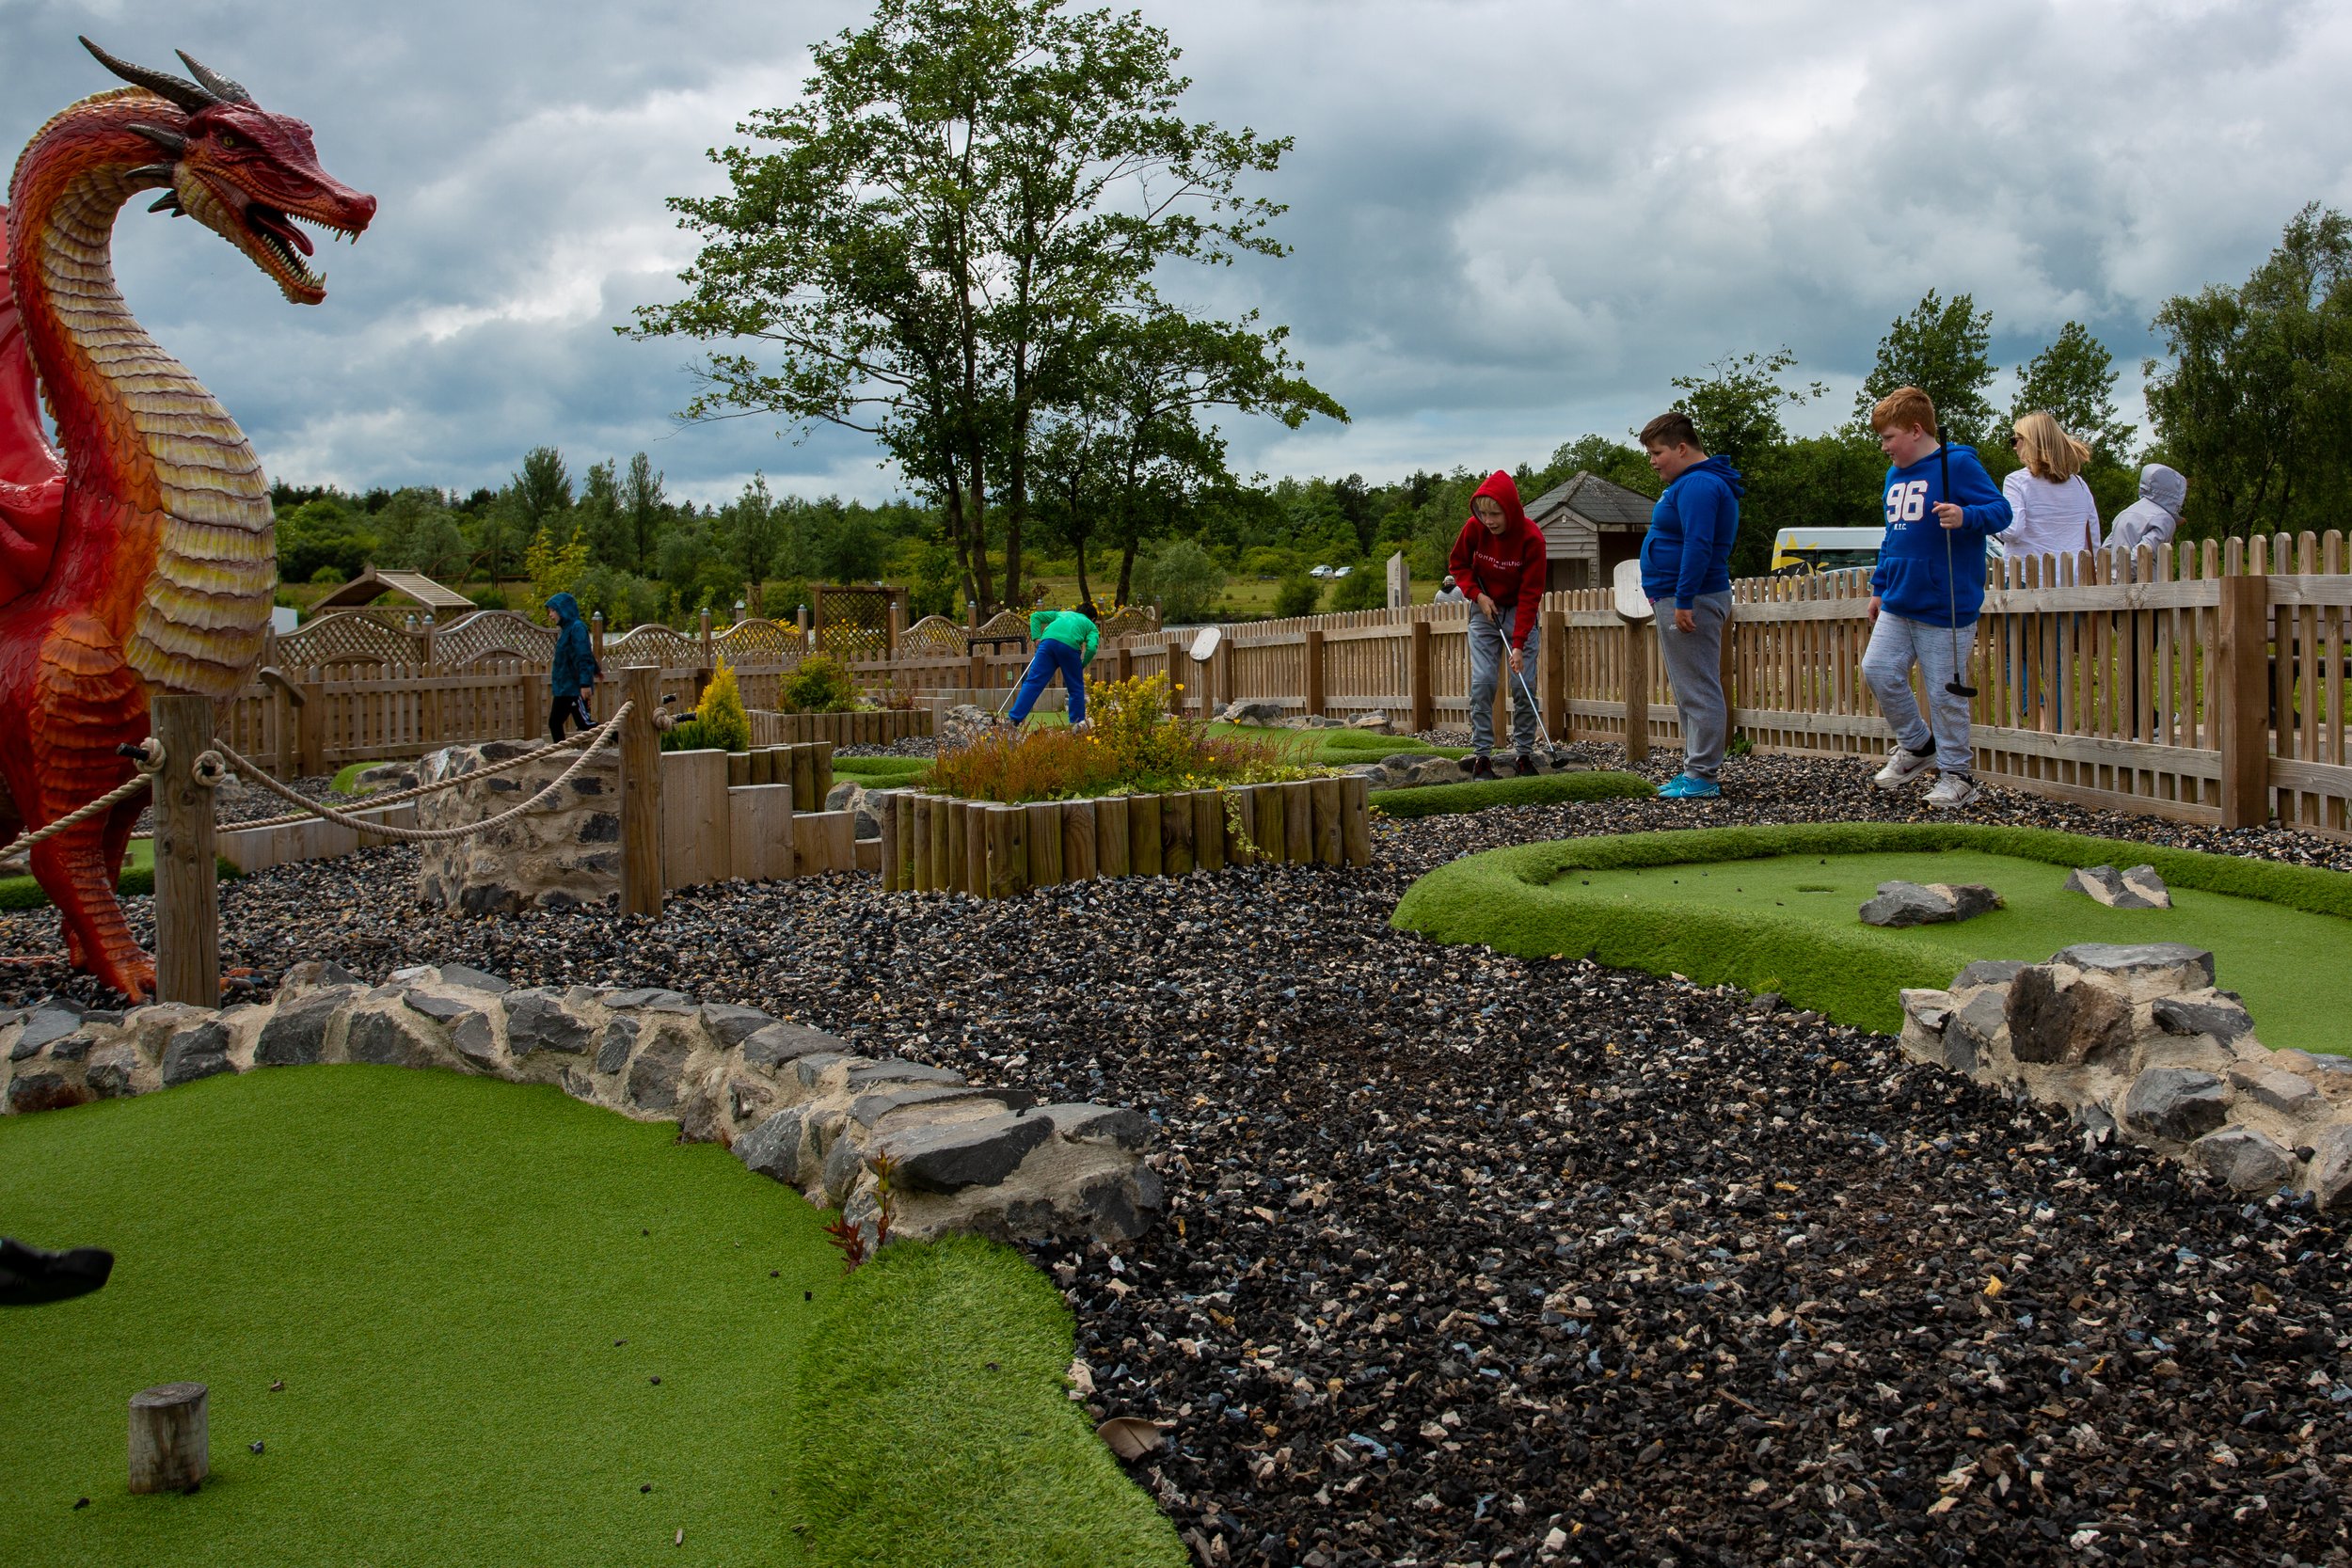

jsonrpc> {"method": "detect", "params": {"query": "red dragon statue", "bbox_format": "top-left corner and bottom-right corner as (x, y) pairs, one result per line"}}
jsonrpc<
(0, 39), (373, 1001)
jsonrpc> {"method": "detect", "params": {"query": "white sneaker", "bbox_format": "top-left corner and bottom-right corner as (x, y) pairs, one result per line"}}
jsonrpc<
(1924, 773), (1982, 810)
(1872, 743), (1936, 790)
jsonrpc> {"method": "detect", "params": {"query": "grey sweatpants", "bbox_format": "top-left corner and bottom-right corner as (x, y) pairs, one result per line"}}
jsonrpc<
(1862, 611), (1978, 775)
(1654, 591), (1733, 781)
(1468, 610), (1540, 757)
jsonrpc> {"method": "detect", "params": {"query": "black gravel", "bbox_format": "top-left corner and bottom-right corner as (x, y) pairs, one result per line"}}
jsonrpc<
(6, 753), (2350, 1567)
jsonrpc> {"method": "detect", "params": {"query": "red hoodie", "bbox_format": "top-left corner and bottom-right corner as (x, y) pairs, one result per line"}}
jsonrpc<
(1445, 471), (1548, 647)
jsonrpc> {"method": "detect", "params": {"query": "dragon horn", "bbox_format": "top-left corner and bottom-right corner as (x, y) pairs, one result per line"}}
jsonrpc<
(79, 36), (218, 113)
(129, 123), (187, 154)
(174, 51), (253, 105)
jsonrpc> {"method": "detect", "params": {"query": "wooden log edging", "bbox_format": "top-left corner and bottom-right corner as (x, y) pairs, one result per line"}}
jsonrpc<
(896, 779), (1372, 899)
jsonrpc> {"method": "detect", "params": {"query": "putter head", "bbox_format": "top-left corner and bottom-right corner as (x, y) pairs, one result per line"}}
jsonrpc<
(1945, 680), (1979, 698)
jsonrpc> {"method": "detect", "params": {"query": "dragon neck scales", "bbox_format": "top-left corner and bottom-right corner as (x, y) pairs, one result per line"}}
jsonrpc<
(9, 87), (273, 698)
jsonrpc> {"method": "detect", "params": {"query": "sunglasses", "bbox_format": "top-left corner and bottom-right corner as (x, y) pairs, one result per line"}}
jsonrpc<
(2007, 431), (2023, 447)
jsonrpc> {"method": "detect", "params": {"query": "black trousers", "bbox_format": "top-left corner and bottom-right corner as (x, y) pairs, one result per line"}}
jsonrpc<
(549, 691), (587, 742)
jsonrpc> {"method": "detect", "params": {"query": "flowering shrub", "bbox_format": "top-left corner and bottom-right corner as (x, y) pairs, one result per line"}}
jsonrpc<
(929, 674), (1318, 803)
(779, 652), (861, 714)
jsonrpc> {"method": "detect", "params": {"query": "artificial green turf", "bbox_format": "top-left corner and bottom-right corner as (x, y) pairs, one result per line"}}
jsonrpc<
(1392, 822), (2352, 1052)
(327, 760), (384, 796)
(0, 1068), (1179, 1568)
(831, 756), (933, 782)
(785, 1236), (1184, 1568)
(1369, 770), (1657, 818)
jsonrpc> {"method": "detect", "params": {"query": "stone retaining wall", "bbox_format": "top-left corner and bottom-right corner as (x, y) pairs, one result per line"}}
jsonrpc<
(412, 742), (624, 915)
(1899, 942), (2352, 1208)
(0, 967), (1158, 1246)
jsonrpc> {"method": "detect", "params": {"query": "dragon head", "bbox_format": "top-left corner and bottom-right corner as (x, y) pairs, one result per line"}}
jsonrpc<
(82, 36), (376, 306)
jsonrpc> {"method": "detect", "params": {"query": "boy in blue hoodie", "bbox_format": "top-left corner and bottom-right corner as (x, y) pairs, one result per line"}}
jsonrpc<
(547, 592), (600, 741)
(1860, 388), (2011, 809)
(1638, 411), (1743, 798)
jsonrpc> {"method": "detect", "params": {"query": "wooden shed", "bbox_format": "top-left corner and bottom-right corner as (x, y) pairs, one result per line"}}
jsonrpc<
(308, 565), (476, 618)
(1523, 472), (1656, 593)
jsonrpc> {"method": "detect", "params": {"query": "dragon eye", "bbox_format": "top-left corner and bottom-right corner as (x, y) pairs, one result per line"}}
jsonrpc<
(217, 131), (238, 150)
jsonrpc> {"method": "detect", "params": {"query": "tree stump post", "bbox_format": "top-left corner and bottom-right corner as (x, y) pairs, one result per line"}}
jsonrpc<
(1128, 792), (1162, 877)
(620, 667), (664, 917)
(1025, 800), (1064, 887)
(1191, 789), (1225, 873)
(1311, 776), (1344, 865)
(128, 1382), (207, 1494)
(1095, 795), (1130, 878)
(1622, 620), (1651, 763)
(1408, 619), (1435, 736)
(1340, 774), (1372, 866)
(1061, 798), (1098, 881)
(151, 693), (220, 1008)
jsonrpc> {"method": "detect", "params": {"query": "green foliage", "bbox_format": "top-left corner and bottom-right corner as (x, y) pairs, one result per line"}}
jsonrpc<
(1669, 346), (1825, 475)
(307, 564), (347, 585)
(469, 582), (508, 612)
(779, 652), (862, 714)
(699, 657), (753, 752)
(931, 675), (1308, 801)
(1368, 770), (1656, 818)
(1327, 567), (1380, 611)
(277, 497), (375, 582)
(1272, 571), (1320, 619)
(1135, 537), (1226, 623)
(2010, 321), (2136, 463)
(523, 522), (594, 621)
(1854, 289), (1998, 441)
(2145, 201), (2352, 540)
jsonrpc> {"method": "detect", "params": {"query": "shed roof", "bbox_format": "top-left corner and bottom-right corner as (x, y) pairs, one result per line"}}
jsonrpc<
(1524, 470), (1655, 531)
(308, 565), (476, 614)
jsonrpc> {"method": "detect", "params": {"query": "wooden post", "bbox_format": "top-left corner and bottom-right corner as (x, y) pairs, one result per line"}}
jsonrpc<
(1025, 800), (1064, 887)
(296, 673), (326, 777)
(699, 607), (714, 670)
(813, 741), (835, 811)
(1161, 791), (1195, 876)
(1281, 779), (1313, 863)
(1303, 627), (1326, 717)
(1213, 640), (1234, 721)
(1129, 792), (1163, 877)
(1541, 609), (1567, 743)
(1340, 774), (1372, 866)
(964, 800), (989, 895)
(880, 791), (902, 893)
(620, 666), (663, 917)
(968, 646), (988, 693)
(1192, 790), (1225, 873)
(951, 798), (975, 895)
(908, 795), (931, 893)
(129, 1382), (208, 1494)
(1062, 798), (1098, 881)
(1225, 786), (1258, 866)
(726, 783), (794, 882)
(2218, 572), (2272, 828)
(1092, 795), (1128, 877)
(1622, 620), (1650, 763)
(1409, 619), (1435, 736)
(151, 693), (220, 1008)
(1256, 781), (1286, 863)
(985, 803), (1027, 899)
(1166, 637), (1188, 714)
(791, 746), (818, 816)
(1116, 643), (1135, 684)
(1311, 776), (1344, 865)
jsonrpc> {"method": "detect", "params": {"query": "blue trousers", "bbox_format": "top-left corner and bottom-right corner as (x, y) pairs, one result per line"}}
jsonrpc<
(1009, 639), (1087, 723)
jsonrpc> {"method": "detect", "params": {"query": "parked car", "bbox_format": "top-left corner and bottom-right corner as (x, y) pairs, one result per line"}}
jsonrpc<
(1330, 565), (1352, 578)
(1308, 564), (1334, 578)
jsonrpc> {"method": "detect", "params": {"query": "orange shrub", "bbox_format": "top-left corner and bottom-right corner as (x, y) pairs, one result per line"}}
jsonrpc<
(929, 675), (1312, 803)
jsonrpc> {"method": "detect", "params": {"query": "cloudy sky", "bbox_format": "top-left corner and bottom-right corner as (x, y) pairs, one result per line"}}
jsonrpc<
(6, 0), (2346, 505)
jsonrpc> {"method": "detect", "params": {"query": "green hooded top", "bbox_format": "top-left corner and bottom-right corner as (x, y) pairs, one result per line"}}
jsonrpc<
(1029, 609), (1099, 665)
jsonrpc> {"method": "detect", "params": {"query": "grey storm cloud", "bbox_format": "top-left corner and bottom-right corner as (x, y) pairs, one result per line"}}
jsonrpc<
(4, 0), (2346, 502)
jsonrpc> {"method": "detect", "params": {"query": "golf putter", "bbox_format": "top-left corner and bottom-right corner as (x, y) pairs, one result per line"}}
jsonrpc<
(1512, 661), (1571, 768)
(1938, 438), (1979, 699)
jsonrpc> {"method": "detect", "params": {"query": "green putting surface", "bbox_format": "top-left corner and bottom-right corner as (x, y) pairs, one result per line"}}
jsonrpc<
(1393, 824), (2352, 1053)
(1369, 770), (1656, 818)
(0, 1068), (1180, 1568)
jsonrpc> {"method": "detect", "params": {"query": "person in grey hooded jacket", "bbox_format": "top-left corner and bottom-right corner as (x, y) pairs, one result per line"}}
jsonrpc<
(2106, 464), (2187, 554)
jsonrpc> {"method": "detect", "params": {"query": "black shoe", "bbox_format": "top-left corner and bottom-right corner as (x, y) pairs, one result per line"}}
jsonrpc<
(1469, 756), (1499, 782)
(0, 1237), (114, 1307)
(1515, 752), (1538, 777)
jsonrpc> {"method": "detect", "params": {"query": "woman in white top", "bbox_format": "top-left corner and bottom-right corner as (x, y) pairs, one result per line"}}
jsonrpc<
(1996, 411), (2101, 568)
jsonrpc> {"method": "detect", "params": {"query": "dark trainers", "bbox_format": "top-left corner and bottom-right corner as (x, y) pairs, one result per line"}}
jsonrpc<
(1469, 756), (1500, 782)
(1515, 752), (1539, 777)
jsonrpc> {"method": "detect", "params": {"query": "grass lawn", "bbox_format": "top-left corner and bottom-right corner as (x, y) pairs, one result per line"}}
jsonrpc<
(0, 1068), (1182, 1568)
(1393, 823), (2352, 1053)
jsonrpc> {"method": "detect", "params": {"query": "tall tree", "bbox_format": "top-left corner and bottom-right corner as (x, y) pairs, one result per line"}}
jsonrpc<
(513, 446), (574, 532)
(2144, 202), (2352, 538)
(2010, 322), (2136, 462)
(1854, 290), (1997, 441)
(1671, 346), (1824, 476)
(625, 0), (1323, 611)
(620, 451), (669, 574)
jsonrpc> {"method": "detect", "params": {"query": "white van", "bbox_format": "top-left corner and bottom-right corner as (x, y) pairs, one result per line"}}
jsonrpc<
(1771, 526), (2008, 577)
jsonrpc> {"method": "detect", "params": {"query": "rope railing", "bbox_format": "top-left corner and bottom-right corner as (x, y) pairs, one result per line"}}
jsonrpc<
(0, 739), (166, 875)
(200, 702), (634, 847)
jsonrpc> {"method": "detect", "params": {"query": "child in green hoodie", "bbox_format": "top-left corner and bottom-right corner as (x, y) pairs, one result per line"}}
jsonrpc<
(1007, 605), (1100, 724)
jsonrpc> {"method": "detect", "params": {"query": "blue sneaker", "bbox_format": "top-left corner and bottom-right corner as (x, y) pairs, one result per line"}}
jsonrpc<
(1657, 773), (1721, 800)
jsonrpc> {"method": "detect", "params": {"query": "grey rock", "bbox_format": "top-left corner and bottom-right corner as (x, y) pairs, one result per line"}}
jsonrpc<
(825, 779), (860, 813)
(160, 1022), (235, 1086)
(504, 989), (594, 1055)
(2152, 994), (2255, 1043)
(876, 1112), (1055, 1194)
(2121, 1067), (2231, 1143)
(402, 991), (479, 1025)
(742, 1022), (852, 1071)
(820, 1132), (867, 1204)
(448, 1011), (500, 1070)
(1347, 709), (1393, 732)
(1068, 1167), (1165, 1241)
(255, 987), (359, 1067)
(2007, 968), (2133, 1067)
(596, 1019), (639, 1074)
(1899, 989), (1951, 1032)
(2065, 864), (2170, 911)
(1219, 698), (1287, 726)
(436, 963), (512, 994)
(1948, 989), (2009, 1071)
(850, 1084), (1036, 1131)
(561, 1066), (595, 1101)
(600, 988), (696, 1014)
(85, 1042), (142, 1098)
(1039, 1102), (1153, 1152)
(2312, 1127), (2352, 1212)
(280, 959), (363, 991)
(699, 1003), (776, 1050)
(6, 1071), (82, 1113)
(2228, 1065), (2323, 1117)
(735, 1107), (808, 1184)
(1857, 880), (2000, 927)
(1953, 958), (2029, 989)
(2191, 1125), (2297, 1193)
(624, 1035), (695, 1113)
(793, 1053), (850, 1088)
(726, 1076), (776, 1123)
(44, 1030), (94, 1063)
(11, 1007), (82, 1061)
(2049, 943), (2216, 994)
(842, 1059), (965, 1091)
(347, 1010), (433, 1069)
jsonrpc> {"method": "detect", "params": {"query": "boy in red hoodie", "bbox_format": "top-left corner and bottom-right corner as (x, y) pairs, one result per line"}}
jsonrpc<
(1445, 471), (1549, 778)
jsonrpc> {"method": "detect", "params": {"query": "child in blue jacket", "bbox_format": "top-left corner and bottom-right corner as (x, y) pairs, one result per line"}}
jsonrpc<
(1860, 388), (2011, 809)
